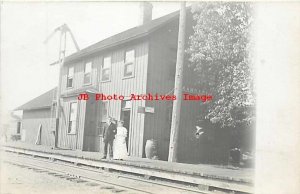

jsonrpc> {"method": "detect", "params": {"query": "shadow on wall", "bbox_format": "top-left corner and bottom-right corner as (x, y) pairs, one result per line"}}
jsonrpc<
(177, 120), (255, 166)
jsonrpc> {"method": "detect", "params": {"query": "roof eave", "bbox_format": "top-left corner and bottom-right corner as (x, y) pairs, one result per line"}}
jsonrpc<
(64, 13), (180, 64)
(15, 105), (52, 111)
(64, 32), (150, 64)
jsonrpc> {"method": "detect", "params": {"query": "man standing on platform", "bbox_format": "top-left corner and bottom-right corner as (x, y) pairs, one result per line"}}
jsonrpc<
(101, 117), (117, 159)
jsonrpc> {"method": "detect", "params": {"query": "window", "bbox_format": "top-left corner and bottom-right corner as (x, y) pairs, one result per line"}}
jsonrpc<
(84, 62), (92, 85)
(101, 101), (108, 122)
(99, 101), (108, 136)
(124, 50), (135, 78)
(121, 100), (132, 111)
(67, 67), (74, 88)
(17, 122), (21, 134)
(68, 102), (78, 134)
(101, 56), (111, 81)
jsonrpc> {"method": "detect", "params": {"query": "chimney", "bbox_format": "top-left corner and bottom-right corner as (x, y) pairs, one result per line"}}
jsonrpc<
(139, 2), (153, 25)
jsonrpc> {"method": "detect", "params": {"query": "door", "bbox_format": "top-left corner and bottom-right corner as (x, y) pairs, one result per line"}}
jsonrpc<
(121, 110), (130, 150)
(83, 94), (98, 151)
(121, 100), (131, 152)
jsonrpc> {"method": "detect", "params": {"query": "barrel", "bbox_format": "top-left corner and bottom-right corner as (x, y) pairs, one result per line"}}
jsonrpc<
(145, 139), (158, 159)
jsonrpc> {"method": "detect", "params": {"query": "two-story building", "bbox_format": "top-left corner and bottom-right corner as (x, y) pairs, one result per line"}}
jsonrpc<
(56, 3), (205, 162)
(15, 3), (254, 164)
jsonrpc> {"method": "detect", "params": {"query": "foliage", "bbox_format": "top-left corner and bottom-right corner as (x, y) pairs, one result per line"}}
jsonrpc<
(188, 2), (255, 128)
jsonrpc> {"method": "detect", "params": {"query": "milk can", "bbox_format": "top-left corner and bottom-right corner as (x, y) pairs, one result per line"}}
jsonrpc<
(145, 139), (158, 159)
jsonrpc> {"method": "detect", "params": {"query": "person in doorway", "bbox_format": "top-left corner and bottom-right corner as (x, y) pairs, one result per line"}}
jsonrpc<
(113, 120), (128, 160)
(101, 117), (117, 159)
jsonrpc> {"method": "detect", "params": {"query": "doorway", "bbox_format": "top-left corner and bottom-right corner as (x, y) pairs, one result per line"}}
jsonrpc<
(121, 100), (131, 151)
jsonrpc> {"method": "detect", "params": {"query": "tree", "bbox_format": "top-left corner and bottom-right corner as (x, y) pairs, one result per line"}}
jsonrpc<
(188, 2), (255, 128)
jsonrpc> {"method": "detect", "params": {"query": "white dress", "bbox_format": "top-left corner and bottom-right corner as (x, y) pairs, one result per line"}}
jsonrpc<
(113, 127), (128, 160)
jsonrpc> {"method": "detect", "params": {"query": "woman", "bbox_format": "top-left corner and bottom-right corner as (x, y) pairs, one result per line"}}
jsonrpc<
(113, 120), (128, 160)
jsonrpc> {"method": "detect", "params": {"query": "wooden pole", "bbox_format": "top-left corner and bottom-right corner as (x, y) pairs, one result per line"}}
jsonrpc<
(168, 2), (186, 162)
(54, 30), (65, 148)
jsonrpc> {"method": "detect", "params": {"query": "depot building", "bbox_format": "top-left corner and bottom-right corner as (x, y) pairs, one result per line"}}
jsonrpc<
(15, 4), (254, 165)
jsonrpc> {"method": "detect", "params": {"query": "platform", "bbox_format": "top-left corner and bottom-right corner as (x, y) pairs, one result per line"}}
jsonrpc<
(0, 142), (254, 193)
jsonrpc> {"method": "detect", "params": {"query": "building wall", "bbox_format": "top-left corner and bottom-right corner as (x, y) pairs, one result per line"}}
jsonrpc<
(144, 11), (197, 161)
(61, 56), (99, 95)
(99, 41), (149, 157)
(144, 19), (178, 160)
(59, 46), (101, 150)
(144, 10), (235, 164)
(59, 41), (149, 157)
(4, 118), (21, 136)
(57, 96), (86, 150)
(55, 10), (248, 164)
(22, 108), (54, 146)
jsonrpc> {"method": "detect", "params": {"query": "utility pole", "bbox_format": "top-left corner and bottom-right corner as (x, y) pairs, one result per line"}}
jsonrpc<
(168, 2), (186, 162)
(54, 29), (65, 148)
(44, 24), (79, 148)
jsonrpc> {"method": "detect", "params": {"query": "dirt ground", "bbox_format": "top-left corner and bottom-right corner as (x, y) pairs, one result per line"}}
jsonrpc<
(0, 161), (136, 194)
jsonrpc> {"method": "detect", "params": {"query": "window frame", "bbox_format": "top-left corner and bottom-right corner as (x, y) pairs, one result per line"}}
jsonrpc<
(17, 121), (21, 134)
(101, 101), (109, 122)
(123, 49), (135, 79)
(101, 56), (112, 82)
(99, 101), (109, 137)
(67, 66), (74, 89)
(83, 61), (92, 85)
(121, 100), (132, 111)
(67, 101), (78, 135)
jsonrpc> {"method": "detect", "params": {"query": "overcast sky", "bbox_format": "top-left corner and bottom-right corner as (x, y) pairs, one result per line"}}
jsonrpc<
(0, 2), (180, 114)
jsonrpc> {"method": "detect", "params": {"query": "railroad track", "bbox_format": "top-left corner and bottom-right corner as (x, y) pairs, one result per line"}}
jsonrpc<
(2, 151), (212, 194)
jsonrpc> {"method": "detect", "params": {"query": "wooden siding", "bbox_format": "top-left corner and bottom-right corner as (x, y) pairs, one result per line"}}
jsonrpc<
(145, 20), (179, 160)
(22, 109), (54, 146)
(57, 96), (86, 150)
(58, 41), (149, 156)
(61, 56), (99, 95)
(99, 41), (149, 157)
(58, 52), (102, 150)
(144, 10), (231, 163)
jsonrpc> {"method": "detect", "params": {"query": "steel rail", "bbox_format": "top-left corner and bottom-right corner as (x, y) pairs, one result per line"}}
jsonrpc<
(3, 151), (210, 194)
(4, 156), (152, 194)
(1, 145), (253, 194)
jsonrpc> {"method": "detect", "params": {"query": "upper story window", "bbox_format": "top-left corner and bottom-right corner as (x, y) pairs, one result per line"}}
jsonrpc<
(68, 102), (78, 134)
(84, 62), (92, 85)
(67, 66), (74, 88)
(123, 49), (135, 78)
(101, 56), (111, 82)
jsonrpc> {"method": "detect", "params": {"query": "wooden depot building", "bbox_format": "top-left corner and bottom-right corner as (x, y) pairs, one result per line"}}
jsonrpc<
(15, 3), (254, 164)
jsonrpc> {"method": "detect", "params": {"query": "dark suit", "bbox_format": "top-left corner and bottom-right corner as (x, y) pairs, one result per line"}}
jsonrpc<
(102, 122), (117, 157)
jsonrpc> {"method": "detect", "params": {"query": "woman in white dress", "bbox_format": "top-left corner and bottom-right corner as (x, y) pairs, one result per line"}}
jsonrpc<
(113, 120), (128, 160)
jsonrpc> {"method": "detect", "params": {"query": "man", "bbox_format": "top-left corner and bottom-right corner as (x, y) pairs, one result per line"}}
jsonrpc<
(101, 117), (117, 159)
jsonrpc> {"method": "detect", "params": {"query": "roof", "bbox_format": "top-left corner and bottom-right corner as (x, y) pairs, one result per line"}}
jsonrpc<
(15, 86), (100, 111)
(14, 9), (185, 111)
(15, 88), (57, 111)
(61, 86), (99, 98)
(65, 9), (180, 63)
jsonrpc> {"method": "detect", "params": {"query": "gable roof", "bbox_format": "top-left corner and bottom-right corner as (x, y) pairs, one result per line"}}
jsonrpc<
(65, 9), (180, 63)
(15, 88), (57, 111)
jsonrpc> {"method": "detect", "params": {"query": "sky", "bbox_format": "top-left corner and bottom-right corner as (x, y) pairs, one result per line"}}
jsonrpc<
(0, 2), (180, 115)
